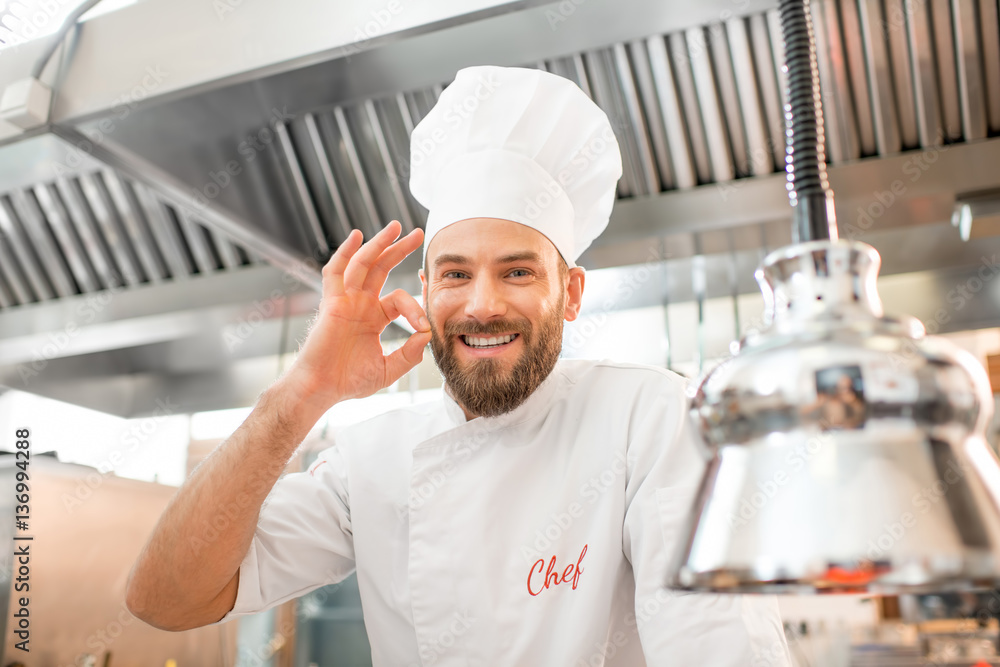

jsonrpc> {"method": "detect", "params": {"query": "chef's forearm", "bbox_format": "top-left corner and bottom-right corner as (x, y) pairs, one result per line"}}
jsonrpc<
(125, 374), (327, 630)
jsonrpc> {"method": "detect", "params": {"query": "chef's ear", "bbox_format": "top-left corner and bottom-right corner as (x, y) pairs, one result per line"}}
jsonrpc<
(419, 268), (427, 306)
(563, 266), (585, 322)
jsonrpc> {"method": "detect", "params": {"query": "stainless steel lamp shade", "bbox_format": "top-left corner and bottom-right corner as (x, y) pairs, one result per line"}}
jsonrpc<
(670, 240), (1000, 593)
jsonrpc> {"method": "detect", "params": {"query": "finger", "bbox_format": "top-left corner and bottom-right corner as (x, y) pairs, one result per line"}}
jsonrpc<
(384, 330), (432, 386)
(343, 221), (402, 291)
(321, 229), (363, 296)
(361, 227), (424, 294)
(380, 289), (430, 332)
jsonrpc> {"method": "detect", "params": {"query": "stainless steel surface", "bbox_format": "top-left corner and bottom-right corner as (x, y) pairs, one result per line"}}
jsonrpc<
(0, 263), (318, 416)
(667, 31), (714, 185)
(628, 40), (675, 190)
(749, 12), (785, 169)
(613, 42), (660, 196)
(952, 0), (988, 142)
(812, 0), (859, 164)
(857, 0), (902, 156)
(0, 0), (996, 420)
(687, 26), (736, 183)
(931, 0), (963, 142)
(727, 16), (774, 176)
(884, 0), (919, 149)
(839, 0), (877, 157)
(645, 35), (697, 189)
(906, 0), (944, 147)
(672, 240), (1000, 593)
(709, 23), (750, 177)
(23, 0), (979, 281)
(275, 121), (329, 256)
(982, 0), (1000, 133)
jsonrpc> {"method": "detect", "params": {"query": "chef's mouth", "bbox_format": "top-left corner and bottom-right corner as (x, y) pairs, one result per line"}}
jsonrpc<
(459, 333), (520, 350)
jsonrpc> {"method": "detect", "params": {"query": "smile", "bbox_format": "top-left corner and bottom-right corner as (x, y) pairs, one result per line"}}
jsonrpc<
(461, 333), (519, 349)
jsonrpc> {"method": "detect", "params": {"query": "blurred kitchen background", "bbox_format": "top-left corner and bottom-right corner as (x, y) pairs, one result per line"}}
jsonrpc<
(0, 0), (999, 664)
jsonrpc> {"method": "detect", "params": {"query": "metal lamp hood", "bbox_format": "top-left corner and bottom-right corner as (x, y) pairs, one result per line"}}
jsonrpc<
(668, 0), (1000, 593)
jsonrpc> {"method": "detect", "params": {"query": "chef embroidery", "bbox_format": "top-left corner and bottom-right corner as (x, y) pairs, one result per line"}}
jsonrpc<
(526, 544), (588, 596)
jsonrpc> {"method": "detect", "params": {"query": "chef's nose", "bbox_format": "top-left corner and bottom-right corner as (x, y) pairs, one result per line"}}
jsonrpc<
(464, 274), (506, 320)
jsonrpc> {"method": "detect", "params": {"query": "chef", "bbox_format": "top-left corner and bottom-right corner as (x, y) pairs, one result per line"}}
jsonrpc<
(125, 65), (792, 666)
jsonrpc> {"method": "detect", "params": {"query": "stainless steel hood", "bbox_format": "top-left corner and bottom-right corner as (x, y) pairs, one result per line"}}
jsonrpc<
(0, 0), (998, 416)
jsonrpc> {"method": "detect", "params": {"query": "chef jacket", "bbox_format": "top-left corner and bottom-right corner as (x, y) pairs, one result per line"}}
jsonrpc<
(215, 358), (792, 666)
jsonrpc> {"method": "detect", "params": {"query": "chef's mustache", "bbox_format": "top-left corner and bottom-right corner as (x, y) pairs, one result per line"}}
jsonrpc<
(441, 318), (532, 339)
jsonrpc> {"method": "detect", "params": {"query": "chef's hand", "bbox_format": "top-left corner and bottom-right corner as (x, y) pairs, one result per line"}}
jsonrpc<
(284, 220), (432, 415)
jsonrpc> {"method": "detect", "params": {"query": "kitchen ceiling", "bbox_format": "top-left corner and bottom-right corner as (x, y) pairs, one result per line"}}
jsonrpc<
(0, 0), (998, 415)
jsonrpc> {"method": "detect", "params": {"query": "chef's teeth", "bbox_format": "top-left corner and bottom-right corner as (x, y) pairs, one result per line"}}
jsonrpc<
(463, 334), (516, 347)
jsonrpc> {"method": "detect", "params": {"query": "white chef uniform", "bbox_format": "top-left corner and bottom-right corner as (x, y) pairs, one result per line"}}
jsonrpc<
(214, 357), (791, 666)
(213, 64), (792, 665)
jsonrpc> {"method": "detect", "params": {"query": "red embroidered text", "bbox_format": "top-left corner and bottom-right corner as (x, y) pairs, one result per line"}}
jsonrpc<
(527, 544), (588, 596)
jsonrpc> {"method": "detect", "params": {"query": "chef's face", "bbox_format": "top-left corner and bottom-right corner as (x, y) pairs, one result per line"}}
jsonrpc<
(419, 218), (585, 418)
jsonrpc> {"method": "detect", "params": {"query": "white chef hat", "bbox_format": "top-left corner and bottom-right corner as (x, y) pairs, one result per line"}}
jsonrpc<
(409, 65), (622, 269)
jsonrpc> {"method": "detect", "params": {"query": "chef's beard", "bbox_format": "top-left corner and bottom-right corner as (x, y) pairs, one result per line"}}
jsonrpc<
(429, 301), (563, 418)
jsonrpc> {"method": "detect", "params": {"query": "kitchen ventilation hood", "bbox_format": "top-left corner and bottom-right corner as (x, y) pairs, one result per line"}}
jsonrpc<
(0, 0), (997, 416)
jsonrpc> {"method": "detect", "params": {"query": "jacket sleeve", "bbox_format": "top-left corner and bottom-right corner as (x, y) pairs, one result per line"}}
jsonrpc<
(622, 372), (793, 666)
(210, 442), (357, 624)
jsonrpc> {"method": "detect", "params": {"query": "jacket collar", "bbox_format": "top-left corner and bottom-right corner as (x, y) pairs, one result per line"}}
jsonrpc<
(440, 361), (563, 430)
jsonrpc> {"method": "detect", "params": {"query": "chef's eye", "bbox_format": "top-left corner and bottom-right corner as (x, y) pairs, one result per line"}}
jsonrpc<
(508, 269), (531, 278)
(442, 270), (469, 279)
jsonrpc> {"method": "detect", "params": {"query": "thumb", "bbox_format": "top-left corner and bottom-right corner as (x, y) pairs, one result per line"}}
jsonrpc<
(383, 330), (432, 385)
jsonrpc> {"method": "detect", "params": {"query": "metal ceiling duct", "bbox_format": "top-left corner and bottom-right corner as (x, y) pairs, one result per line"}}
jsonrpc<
(0, 0), (999, 417)
(670, 0), (1000, 593)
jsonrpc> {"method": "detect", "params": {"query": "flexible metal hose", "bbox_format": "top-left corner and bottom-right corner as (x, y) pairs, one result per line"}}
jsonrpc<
(778, 0), (838, 242)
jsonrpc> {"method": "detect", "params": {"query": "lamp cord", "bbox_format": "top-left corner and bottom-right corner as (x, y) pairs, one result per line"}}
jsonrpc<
(778, 0), (838, 243)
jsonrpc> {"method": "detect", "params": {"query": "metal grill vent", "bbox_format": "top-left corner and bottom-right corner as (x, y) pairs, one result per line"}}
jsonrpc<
(271, 2), (1000, 261)
(0, 170), (262, 310)
(2, 1), (998, 310)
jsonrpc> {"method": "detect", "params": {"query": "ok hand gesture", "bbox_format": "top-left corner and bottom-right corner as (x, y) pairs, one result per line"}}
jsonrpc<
(286, 221), (432, 415)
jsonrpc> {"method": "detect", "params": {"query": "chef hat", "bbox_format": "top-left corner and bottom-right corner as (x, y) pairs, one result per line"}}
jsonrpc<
(409, 65), (622, 269)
